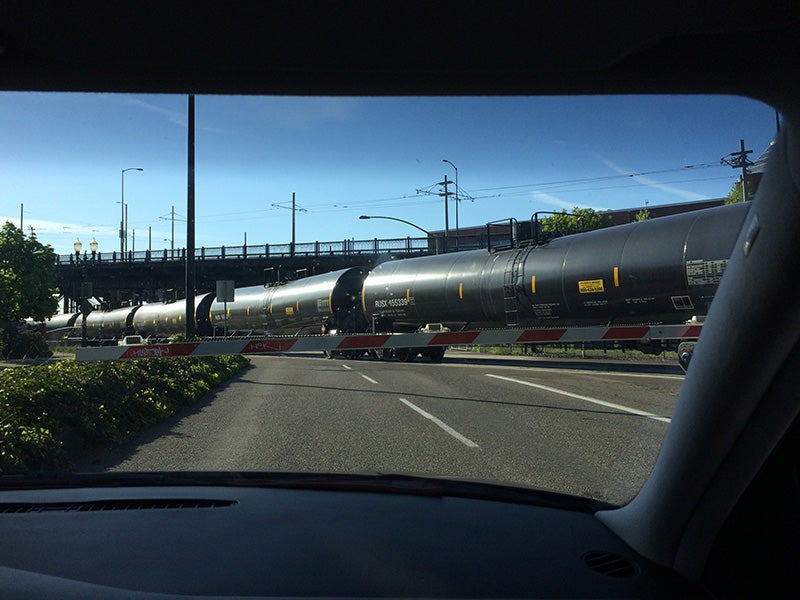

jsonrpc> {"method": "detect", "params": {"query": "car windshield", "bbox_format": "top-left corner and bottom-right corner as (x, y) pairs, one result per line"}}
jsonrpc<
(0, 93), (777, 506)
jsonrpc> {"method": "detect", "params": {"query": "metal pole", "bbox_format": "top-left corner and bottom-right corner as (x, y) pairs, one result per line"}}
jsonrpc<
(121, 168), (143, 253)
(442, 176), (450, 248)
(443, 160), (458, 247)
(291, 192), (296, 259)
(185, 94), (197, 340)
(454, 168), (459, 246)
(740, 139), (749, 202)
(120, 169), (125, 253)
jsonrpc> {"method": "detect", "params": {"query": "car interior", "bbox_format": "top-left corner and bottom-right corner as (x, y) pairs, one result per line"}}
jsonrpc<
(2, 1), (800, 597)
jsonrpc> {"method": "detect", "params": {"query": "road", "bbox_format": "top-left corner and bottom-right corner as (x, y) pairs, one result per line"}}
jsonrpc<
(78, 351), (684, 505)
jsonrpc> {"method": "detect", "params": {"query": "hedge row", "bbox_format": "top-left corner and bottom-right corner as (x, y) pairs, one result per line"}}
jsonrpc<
(0, 355), (249, 471)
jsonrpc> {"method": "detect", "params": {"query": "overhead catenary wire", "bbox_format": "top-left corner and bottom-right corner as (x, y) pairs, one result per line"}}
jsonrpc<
(194, 174), (736, 225)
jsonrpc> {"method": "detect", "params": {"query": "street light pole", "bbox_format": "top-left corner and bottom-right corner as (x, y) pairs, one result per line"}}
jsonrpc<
(359, 215), (438, 254)
(359, 214), (429, 235)
(443, 159), (459, 247)
(73, 238), (92, 347)
(121, 167), (143, 253)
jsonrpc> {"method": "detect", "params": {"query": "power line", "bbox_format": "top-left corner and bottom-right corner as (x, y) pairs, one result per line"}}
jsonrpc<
(180, 160), (731, 225)
(467, 163), (721, 194)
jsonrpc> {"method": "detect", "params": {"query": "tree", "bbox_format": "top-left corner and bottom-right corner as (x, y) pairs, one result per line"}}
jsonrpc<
(0, 222), (59, 337)
(725, 180), (753, 204)
(539, 207), (612, 237)
(634, 208), (651, 221)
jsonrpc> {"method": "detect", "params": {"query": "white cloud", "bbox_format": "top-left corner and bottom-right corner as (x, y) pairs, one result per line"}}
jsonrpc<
(599, 158), (706, 202)
(125, 97), (187, 127)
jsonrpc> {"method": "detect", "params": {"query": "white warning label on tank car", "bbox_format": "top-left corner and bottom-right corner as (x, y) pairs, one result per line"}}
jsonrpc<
(582, 299), (609, 308)
(625, 296), (655, 305)
(374, 297), (410, 309)
(531, 303), (560, 317)
(686, 259), (728, 285)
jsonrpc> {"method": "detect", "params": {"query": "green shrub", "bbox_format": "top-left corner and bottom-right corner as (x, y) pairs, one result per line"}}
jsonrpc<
(0, 355), (249, 471)
(0, 330), (53, 359)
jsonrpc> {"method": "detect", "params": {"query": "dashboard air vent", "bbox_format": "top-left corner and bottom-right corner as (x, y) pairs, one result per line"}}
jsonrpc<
(583, 550), (639, 578)
(0, 499), (237, 513)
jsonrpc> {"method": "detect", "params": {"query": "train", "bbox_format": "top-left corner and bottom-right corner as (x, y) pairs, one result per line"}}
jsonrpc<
(45, 202), (750, 360)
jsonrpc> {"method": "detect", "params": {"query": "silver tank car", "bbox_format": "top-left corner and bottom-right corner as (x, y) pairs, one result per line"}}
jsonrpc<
(208, 285), (271, 335)
(361, 202), (750, 330)
(82, 306), (139, 339)
(132, 293), (215, 338)
(41, 312), (81, 341)
(209, 267), (369, 336)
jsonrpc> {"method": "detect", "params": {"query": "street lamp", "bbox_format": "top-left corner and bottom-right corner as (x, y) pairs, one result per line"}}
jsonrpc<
(442, 159), (459, 247)
(121, 167), (143, 253)
(73, 238), (93, 347)
(359, 215), (429, 235)
(359, 215), (438, 254)
(89, 237), (99, 257)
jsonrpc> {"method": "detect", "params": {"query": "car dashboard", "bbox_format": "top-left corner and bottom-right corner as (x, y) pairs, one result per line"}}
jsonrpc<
(0, 481), (704, 598)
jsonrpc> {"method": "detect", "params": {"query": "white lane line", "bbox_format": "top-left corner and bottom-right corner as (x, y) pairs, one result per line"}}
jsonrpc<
(399, 398), (480, 448)
(341, 365), (352, 370)
(485, 373), (671, 424)
(361, 374), (379, 385)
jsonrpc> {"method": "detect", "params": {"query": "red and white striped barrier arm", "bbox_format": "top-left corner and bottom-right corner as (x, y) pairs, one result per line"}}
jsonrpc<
(74, 324), (703, 362)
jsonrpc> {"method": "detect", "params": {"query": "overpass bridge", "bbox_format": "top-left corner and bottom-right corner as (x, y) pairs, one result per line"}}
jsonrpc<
(56, 235), (445, 310)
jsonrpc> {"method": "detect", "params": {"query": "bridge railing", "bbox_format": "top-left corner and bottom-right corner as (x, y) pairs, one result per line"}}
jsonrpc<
(56, 236), (442, 265)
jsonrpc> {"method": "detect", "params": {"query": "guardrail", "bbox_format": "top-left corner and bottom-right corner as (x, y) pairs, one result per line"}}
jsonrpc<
(57, 236), (441, 265)
(56, 233), (516, 265)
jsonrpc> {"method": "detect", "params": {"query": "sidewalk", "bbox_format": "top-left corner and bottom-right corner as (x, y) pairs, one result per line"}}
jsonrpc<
(443, 348), (684, 375)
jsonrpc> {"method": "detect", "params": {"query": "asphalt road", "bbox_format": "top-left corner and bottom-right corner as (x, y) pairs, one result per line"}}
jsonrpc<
(79, 351), (684, 505)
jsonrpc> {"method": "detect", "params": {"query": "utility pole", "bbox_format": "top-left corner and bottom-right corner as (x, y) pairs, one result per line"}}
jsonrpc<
(272, 192), (307, 259)
(157, 205), (183, 254)
(442, 159), (459, 247)
(121, 167), (143, 253)
(721, 139), (753, 201)
(437, 175), (451, 247)
(292, 192), (296, 256)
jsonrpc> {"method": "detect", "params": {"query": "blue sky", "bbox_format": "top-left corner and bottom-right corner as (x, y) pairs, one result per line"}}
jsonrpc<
(0, 93), (778, 256)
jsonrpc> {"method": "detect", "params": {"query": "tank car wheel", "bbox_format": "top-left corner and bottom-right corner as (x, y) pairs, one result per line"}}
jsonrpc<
(427, 346), (446, 363)
(677, 341), (696, 372)
(395, 347), (414, 362)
